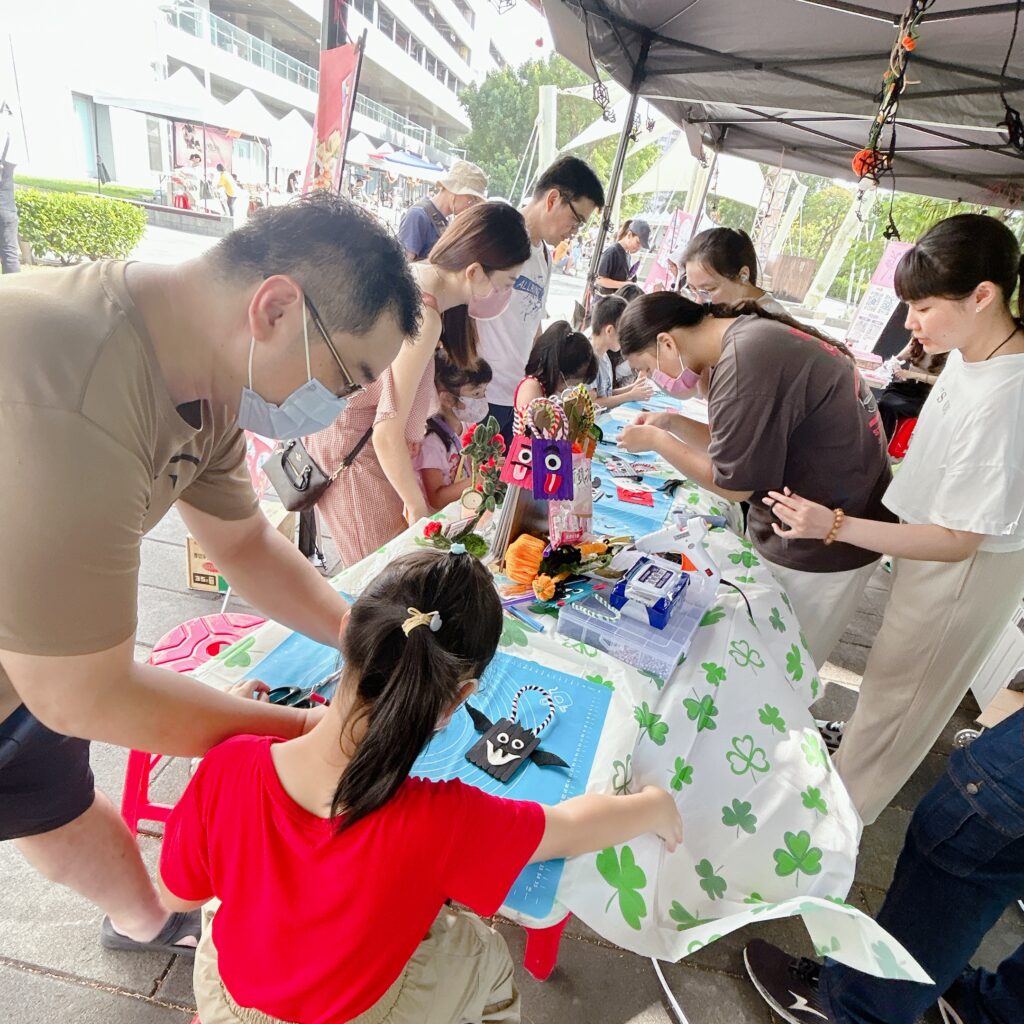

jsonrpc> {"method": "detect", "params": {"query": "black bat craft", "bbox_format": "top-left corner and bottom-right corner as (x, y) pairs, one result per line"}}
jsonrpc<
(464, 705), (570, 783)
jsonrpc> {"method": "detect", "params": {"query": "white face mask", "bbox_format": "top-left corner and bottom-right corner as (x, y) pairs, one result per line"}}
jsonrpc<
(237, 307), (351, 439)
(458, 396), (490, 425)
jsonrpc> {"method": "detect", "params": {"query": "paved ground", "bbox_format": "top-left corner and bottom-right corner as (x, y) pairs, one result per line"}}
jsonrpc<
(3, 504), (1019, 1024)
(5, 228), (1020, 1021)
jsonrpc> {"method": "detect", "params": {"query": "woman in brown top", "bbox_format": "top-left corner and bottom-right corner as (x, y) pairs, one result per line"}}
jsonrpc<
(615, 291), (894, 669)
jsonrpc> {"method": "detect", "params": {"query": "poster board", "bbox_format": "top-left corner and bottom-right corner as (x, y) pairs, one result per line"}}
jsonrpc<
(846, 240), (913, 352)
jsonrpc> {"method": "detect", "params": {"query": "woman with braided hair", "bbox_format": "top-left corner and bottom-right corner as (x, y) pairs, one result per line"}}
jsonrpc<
(616, 290), (893, 669)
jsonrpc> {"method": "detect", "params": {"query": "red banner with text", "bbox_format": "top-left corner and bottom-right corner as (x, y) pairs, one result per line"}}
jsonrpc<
(304, 41), (361, 193)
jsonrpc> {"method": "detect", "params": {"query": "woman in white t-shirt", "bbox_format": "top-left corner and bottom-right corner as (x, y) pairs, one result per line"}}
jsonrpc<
(763, 214), (1024, 825)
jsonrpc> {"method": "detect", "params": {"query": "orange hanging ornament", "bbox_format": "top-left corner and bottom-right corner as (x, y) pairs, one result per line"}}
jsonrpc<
(852, 147), (885, 180)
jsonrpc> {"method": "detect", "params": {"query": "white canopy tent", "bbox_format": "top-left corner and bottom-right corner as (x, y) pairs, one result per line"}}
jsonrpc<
(222, 89), (276, 140)
(345, 131), (377, 166)
(94, 68), (224, 124)
(270, 109), (313, 171)
(624, 135), (765, 206)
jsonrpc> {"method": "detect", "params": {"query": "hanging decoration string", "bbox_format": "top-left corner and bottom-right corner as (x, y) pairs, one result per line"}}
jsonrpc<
(997, 0), (1024, 152)
(851, 0), (935, 240)
(581, 8), (615, 122)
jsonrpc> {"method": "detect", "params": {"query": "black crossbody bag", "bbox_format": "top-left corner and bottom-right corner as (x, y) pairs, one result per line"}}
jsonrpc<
(263, 427), (373, 512)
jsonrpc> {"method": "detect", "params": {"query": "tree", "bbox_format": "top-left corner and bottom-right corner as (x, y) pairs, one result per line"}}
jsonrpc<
(458, 54), (662, 214)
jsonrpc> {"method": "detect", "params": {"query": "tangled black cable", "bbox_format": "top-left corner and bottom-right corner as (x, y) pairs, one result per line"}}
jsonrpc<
(998, 0), (1024, 152)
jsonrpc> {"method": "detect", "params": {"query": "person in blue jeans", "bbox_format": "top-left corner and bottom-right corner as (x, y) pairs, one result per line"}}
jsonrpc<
(744, 707), (1024, 1024)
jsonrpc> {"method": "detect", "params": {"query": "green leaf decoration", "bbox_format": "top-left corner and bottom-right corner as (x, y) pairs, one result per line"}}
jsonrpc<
(634, 701), (669, 746)
(729, 640), (765, 671)
(695, 859), (727, 901)
(758, 704), (787, 733)
(708, 505), (722, 515)
(768, 607), (786, 633)
(801, 786), (829, 815)
(585, 673), (615, 690)
(500, 617), (528, 648)
(721, 798), (758, 835)
(735, 574), (756, 584)
(638, 668), (666, 690)
(728, 549), (760, 568)
(740, 538), (754, 550)
(810, 676), (821, 699)
(781, 591), (793, 612)
(596, 846), (648, 930)
(824, 896), (855, 910)
(799, 631), (811, 653)
(612, 755), (633, 796)
(871, 940), (913, 981)
(668, 757), (694, 791)
(669, 901), (712, 932)
(702, 661), (727, 686)
(699, 605), (726, 627)
(218, 636), (255, 668)
(683, 694), (719, 732)
(773, 831), (824, 882)
(726, 735), (770, 779)
(815, 937), (842, 957)
(561, 637), (599, 658)
(687, 491), (701, 505)
(786, 644), (805, 681)
(801, 733), (831, 771)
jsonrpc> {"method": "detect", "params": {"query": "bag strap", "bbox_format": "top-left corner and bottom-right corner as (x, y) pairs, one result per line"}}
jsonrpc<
(329, 425), (374, 481)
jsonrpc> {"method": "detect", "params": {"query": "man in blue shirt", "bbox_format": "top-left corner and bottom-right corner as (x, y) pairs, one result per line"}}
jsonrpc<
(398, 160), (488, 261)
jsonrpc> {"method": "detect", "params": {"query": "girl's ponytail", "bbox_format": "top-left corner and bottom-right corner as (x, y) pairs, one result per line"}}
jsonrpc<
(331, 607), (462, 829)
(331, 549), (502, 831)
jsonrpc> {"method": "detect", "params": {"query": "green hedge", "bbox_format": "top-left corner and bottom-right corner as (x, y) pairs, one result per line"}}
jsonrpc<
(14, 189), (147, 264)
(14, 175), (154, 202)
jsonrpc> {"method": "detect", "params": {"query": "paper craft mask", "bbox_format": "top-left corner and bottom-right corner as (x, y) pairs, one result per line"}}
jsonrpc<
(465, 686), (569, 783)
(464, 704), (569, 782)
(500, 435), (534, 489)
(532, 438), (574, 500)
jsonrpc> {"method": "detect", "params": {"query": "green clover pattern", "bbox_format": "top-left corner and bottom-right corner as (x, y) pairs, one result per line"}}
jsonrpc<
(597, 846), (647, 930)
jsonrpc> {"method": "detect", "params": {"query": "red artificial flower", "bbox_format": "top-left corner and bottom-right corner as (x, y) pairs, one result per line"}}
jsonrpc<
(475, 482), (484, 492)
(486, 456), (497, 469)
(461, 427), (476, 447)
(423, 520), (442, 538)
(493, 434), (506, 452)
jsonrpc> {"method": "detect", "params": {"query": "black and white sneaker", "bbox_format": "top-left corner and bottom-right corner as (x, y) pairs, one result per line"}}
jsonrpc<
(815, 719), (845, 754)
(744, 940), (833, 1023)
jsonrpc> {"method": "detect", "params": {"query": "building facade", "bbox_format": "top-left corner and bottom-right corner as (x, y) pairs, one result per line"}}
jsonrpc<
(0, 0), (547, 186)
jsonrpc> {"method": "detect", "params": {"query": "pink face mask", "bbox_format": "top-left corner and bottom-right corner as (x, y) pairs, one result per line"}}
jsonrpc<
(468, 284), (514, 321)
(652, 344), (700, 395)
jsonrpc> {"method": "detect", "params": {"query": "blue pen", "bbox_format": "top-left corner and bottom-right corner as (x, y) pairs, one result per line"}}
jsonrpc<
(507, 606), (545, 633)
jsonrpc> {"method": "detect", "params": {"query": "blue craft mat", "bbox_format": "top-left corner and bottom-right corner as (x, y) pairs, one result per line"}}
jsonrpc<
(413, 651), (611, 918)
(245, 632), (612, 920)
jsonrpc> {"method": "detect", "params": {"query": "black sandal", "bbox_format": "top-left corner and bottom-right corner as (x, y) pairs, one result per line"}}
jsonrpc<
(100, 909), (201, 958)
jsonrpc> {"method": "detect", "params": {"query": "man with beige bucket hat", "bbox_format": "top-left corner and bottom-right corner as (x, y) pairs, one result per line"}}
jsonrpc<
(398, 159), (488, 261)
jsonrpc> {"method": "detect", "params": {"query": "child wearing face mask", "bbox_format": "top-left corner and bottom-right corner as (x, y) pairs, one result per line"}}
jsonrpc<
(416, 351), (493, 512)
(160, 548), (682, 1024)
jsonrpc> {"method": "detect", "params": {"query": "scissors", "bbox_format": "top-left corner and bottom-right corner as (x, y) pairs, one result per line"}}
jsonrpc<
(264, 668), (342, 708)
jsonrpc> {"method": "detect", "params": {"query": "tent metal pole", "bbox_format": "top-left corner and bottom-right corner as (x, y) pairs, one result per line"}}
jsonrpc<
(686, 148), (718, 242)
(584, 34), (652, 305)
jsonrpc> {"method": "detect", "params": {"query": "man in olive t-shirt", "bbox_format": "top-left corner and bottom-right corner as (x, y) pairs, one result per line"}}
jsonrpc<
(0, 194), (419, 955)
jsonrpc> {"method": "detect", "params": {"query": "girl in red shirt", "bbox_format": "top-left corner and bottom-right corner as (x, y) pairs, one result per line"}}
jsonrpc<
(160, 548), (681, 1024)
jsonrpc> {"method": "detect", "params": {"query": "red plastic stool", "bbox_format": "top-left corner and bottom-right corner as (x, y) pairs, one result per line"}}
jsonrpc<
(887, 416), (918, 459)
(523, 914), (571, 980)
(120, 613), (264, 836)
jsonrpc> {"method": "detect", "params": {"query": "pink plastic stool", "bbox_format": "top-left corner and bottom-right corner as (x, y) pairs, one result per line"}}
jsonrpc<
(120, 613), (264, 836)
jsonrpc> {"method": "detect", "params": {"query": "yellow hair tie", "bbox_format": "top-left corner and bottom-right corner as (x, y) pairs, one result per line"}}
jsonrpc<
(402, 607), (442, 636)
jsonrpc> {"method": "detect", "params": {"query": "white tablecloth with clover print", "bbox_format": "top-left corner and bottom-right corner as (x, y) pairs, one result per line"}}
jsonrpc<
(194, 422), (927, 983)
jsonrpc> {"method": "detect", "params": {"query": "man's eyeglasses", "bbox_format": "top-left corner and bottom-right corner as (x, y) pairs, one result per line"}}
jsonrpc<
(304, 295), (363, 399)
(559, 192), (587, 230)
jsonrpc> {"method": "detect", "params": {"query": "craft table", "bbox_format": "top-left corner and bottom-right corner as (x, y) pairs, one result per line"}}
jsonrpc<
(194, 400), (926, 983)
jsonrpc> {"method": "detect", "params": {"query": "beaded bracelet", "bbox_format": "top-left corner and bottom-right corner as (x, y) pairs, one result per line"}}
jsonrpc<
(823, 508), (845, 546)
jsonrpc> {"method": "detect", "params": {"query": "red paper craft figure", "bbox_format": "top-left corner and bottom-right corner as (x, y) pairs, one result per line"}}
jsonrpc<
(499, 435), (534, 489)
